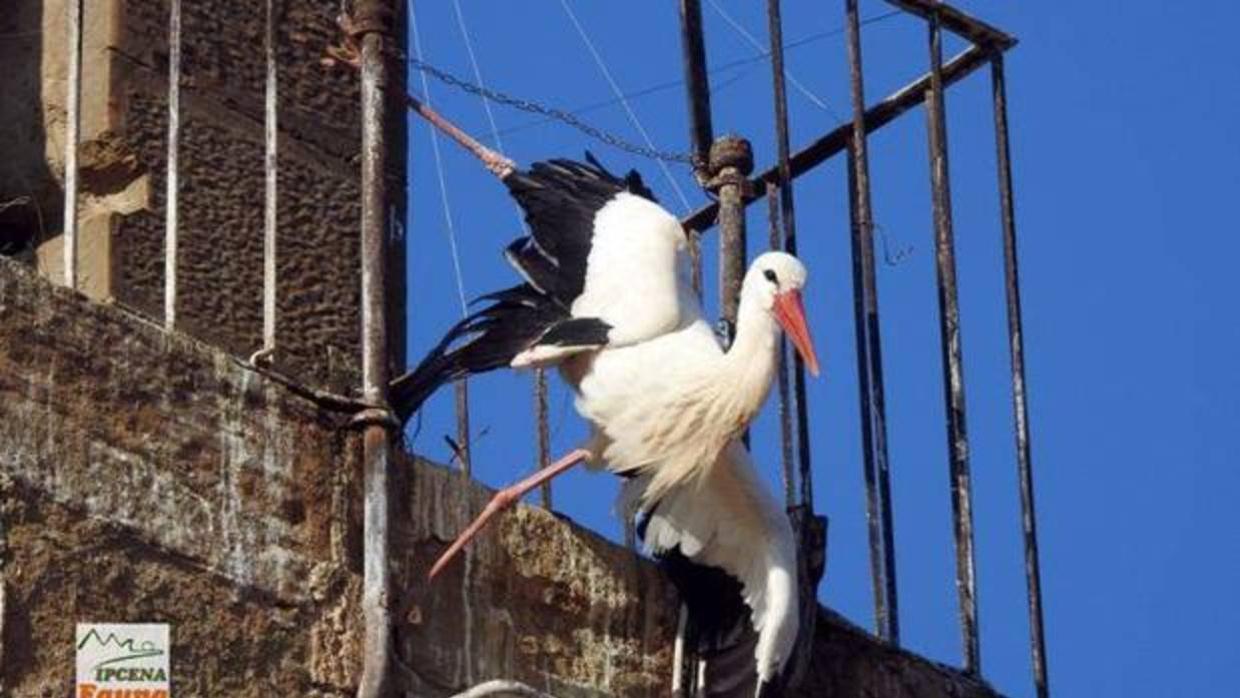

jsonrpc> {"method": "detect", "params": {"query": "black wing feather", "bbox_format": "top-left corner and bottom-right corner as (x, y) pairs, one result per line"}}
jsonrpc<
(391, 155), (652, 422)
(391, 284), (565, 421)
(502, 153), (655, 306)
(391, 286), (611, 422)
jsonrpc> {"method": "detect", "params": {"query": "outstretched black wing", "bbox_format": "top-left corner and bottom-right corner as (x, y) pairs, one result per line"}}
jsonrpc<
(390, 155), (657, 422)
(502, 153), (655, 308)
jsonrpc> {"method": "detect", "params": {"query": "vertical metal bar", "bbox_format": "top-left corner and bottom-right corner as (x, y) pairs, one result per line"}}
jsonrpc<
(456, 379), (472, 476)
(765, 0), (813, 511)
(164, 0), (182, 329)
(262, 0), (278, 350)
(357, 4), (396, 696)
(678, 0), (714, 171)
(62, 0), (82, 289)
(535, 369), (551, 507)
(687, 229), (703, 298)
(991, 53), (1049, 698)
(768, 184), (796, 509)
(767, 3), (823, 689)
(675, 2), (723, 666)
(677, 0), (713, 299)
(709, 137), (751, 344)
(926, 4), (980, 673)
(845, 0), (900, 645)
(846, 145), (889, 641)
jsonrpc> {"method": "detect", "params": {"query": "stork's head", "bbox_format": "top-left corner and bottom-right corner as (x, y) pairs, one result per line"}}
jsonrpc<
(745, 251), (820, 376)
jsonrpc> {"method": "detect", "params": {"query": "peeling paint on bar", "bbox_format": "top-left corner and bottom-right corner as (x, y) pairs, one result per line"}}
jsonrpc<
(262, 0), (278, 351)
(62, 0), (82, 289)
(164, 0), (182, 329)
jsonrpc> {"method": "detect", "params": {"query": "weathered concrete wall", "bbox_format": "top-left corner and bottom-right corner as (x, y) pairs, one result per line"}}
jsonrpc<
(0, 0), (406, 390)
(0, 258), (1004, 697)
(0, 255), (676, 697)
(0, 254), (366, 696)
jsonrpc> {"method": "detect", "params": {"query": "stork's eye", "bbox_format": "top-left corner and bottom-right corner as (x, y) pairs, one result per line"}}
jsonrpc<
(763, 269), (779, 284)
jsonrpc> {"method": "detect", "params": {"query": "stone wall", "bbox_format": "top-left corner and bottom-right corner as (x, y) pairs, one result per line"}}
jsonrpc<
(0, 0), (406, 390)
(0, 255), (678, 697)
(0, 259), (1004, 696)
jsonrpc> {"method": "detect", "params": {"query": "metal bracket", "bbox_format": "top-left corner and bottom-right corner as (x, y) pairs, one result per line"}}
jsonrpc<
(349, 406), (401, 431)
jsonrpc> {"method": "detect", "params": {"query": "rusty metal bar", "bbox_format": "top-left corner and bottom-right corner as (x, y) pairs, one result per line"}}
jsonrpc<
(394, 92), (514, 179)
(991, 53), (1049, 698)
(356, 1), (398, 695)
(681, 44), (995, 232)
(164, 0), (182, 329)
(678, 0), (714, 171)
(677, 0), (712, 299)
(535, 369), (551, 507)
(62, 0), (82, 289)
(708, 136), (751, 346)
(456, 379), (472, 476)
(262, 0), (278, 351)
(766, 0), (813, 512)
(845, 0), (900, 645)
(768, 184), (795, 509)
(926, 6), (980, 674)
(846, 146), (888, 643)
(883, 0), (1015, 51)
(767, 2), (823, 689)
(687, 230), (703, 297)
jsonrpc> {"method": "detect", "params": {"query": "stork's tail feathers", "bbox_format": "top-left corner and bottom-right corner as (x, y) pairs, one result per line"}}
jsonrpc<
(390, 284), (567, 422)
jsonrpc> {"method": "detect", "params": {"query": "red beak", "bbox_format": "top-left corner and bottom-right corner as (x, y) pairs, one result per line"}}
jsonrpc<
(773, 290), (820, 377)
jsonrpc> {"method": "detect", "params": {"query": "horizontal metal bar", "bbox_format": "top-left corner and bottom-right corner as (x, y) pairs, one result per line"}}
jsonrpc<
(681, 44), (994, 232)
(883, 0), (1016, 51)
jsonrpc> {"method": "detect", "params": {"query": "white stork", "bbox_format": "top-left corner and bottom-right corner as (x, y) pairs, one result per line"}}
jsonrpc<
(392, 156), (820, 695)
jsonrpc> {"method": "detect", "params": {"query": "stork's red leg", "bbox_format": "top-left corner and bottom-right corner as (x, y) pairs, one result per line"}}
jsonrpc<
(428, 448), (592, 580)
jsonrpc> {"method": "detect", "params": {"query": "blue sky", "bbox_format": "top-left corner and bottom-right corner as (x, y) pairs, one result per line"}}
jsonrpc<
(401, 2), (1240, 696)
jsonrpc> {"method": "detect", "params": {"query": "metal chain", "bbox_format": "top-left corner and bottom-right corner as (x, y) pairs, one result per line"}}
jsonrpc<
(408, 58), (694, 164)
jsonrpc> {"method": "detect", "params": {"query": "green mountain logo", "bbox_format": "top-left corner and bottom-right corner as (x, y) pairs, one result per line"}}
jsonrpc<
(77, 628), (165, 669)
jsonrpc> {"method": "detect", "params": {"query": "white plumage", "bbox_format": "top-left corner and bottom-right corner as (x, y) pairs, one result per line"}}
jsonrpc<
(512, 187), (691, 368)
(635, 442), (799, 684)
(565, 251), (816, 683)
(402, 157), (820, 695)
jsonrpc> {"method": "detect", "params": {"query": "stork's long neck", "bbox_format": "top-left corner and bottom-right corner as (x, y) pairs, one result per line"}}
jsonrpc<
(719, 289), (781, 420)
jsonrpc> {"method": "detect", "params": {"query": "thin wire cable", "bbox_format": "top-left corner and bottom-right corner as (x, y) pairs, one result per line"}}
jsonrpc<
(492, 67), (752, 141)
(706, 0), (843, 122)
(558, 0), (693, 212)
(524, 9), (893, 137)
(410, 4), (468, 316)
(451, 0), (526, 232)
(411, 1), (472, 476)
(451, 0), (551, 503)
(408, 56), (692, 164)
(406, 10), (901, 158)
